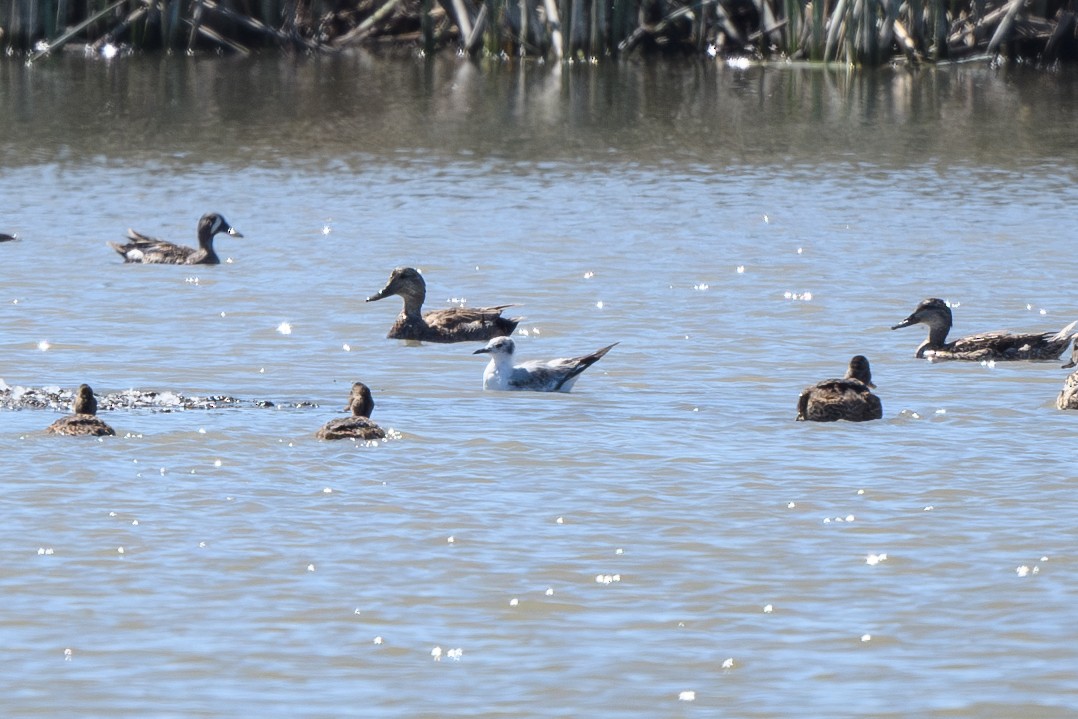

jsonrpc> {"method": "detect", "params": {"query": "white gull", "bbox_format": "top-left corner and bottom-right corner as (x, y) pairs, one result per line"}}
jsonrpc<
(472, 337), (618, 392)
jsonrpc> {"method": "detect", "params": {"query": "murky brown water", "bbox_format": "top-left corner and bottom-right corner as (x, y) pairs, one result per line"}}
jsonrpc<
(3, 54), (1078, 717)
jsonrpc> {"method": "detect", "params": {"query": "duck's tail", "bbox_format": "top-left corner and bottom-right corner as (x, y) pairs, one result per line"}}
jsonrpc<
(106, 241), (130, 258)
(1053, 319), (1078, 340)
(1056, 321), (1078, 368)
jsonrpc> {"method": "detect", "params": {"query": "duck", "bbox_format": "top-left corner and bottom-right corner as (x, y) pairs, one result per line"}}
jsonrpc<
(0, 232), (16, 242)
(891, 298), (1077, 361)
(108, 212), (242, 265)
(366, 267), (520, 343)
(46, 384), (116, 436)
(796, 355), (882, 422)
(1056, 346), (1078, 409)
(316, 382), (387, 440)
(473, 337), (618, 392)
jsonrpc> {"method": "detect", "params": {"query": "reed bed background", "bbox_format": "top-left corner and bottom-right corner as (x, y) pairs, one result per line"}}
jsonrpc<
(2, 0), (1077, 64)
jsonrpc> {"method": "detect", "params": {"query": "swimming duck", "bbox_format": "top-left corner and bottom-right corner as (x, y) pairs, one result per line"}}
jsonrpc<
(108, 212), (242, 265)
(366, 267), (520, 343)
(46, 384), (116, 436)
(796, 355), (882, 422)
(473, 337), (618, 392)
(1055, 346), (1078, 409)
(316, 382), (387, 440)
(891, 298), (1077, 361)
(0, 232), (16, 242)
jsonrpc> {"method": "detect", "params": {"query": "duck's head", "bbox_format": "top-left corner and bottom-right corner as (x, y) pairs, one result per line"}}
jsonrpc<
(473, 336), (515, 358)
(345, 381), (375, 418)
(73, 384), (98, 415)
(891, 298), (952, 332)
(366, 267), (426, 304)
(846, 355), (875, 388)
(198, 213), (243, 240)
(1063, 343), (1078, 370)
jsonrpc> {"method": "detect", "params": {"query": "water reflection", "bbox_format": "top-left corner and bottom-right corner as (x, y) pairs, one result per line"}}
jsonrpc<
(3, 54), (1078, 169)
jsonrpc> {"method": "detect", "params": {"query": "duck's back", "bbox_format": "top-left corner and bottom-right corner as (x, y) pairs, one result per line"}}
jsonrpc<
(1057, 370), (1078, 410)
(942, 327), (1076, 361)
(797, 379), (882, 422)
(316, 416), (386, 441)
(109, 230), (215, 265)
(392, 306), (518, 343)
(46, 414), (116, 436)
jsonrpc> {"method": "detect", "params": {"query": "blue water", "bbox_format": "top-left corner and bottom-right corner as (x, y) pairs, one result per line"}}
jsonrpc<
(3, 55), (1078, 717)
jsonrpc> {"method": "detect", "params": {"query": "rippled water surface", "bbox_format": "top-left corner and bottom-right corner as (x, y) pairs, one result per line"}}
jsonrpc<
(3, 55), (1078, 717)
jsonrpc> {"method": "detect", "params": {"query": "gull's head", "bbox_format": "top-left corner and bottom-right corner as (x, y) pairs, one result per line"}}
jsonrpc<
(473, 336), (515, 357)
(367, 266), (425, 303)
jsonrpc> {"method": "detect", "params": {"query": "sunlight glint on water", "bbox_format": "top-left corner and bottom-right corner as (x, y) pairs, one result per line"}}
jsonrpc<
(2, 56), (1078, 718)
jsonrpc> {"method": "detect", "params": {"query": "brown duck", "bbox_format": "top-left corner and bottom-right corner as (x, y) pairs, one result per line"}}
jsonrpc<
(316, 382), (387, 441)
(46, 384), (116, 436)
(366, 267), (520, 343)
(1056, 345), (1078, 409)
(108, 212), (242, 265)
(892, 298), (1077, 361)
(797, 356), (882, 422)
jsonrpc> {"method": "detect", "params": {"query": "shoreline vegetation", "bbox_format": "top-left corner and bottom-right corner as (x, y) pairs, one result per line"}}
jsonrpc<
(2, 0), (1077, 66)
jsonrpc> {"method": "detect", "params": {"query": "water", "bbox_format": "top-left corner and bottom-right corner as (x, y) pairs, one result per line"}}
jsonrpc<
(3, 54), (1078, 717)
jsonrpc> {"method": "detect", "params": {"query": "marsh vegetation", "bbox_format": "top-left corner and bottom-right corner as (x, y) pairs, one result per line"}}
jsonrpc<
(3, 0), (1077, 65)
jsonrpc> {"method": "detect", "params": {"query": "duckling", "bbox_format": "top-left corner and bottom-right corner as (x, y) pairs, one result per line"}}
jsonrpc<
(891, 298), (1077, 361)
(316, 382), (387, 441)
(46, 384), (116, 436)
(108, 212), (242, 265)
(796, 356), (882, 422)
(366, 267), (520, 343)
(473, 336), (618, 392)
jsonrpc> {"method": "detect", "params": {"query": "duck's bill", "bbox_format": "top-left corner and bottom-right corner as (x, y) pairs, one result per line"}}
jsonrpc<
(1064, 346), (1078, 369)
(366, 287), (391, 303)
(227, 227), (244, 238)
(891, 316), (916, 330)
(472, 347), (492, 354)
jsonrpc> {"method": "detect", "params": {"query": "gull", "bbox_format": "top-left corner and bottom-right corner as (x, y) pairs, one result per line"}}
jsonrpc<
(473, 337), (617, 392)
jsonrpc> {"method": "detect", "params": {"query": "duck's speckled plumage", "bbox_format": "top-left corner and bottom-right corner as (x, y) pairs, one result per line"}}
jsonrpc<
(46, 384), (116, 436)
(108, 212), (242, 265)
(366, 267), (520, 343)
(1056, 346), (1078, 410)
(796, 355), (882, 422)
(1056, 373), (1078, 410)
(473, 336), (618, 392)
(892, 298), (1077, 361)
(316, 382), (387, 441)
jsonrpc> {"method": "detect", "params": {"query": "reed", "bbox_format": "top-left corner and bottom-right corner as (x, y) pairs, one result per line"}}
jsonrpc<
(3, 0), (1076, 65)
